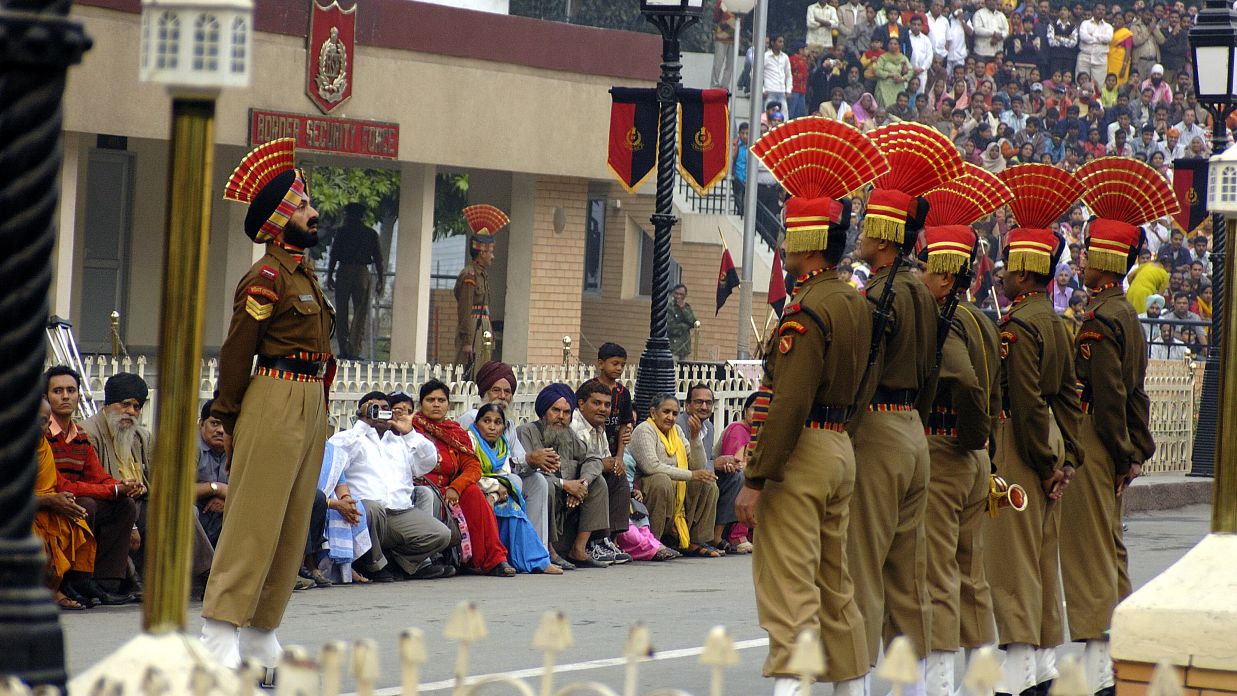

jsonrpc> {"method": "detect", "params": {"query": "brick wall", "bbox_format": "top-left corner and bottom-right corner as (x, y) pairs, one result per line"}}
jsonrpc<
(1116, 660), (1237, 696)
(526, 176), (588, 364)
(580, 183), (769, 363)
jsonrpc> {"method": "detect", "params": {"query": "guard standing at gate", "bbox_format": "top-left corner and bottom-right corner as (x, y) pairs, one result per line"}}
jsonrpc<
(1062, 158), (1171, 696)
(734, 117), (889, 696)
(454, 204), (509, 376)
(988, 163), (1086, 696)
(326, 202), (383, 360)
(200, 138), (335, 685)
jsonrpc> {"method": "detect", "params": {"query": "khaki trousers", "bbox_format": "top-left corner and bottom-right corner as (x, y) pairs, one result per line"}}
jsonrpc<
(638, 473), (719, 547)
(925, 437), (995, 651)
(1060, 416), (1119, 641)
(1116, 497), (1131, 601)
(202, 377), (328, 630)
(984, 418), (1065, 648)
(754, 428), (867, 682)
(849, 410), (931, 663)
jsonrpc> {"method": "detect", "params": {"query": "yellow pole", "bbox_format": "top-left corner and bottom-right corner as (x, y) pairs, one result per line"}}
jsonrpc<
(142, 98), (215, 632)
(1213, 217), (1237, 533)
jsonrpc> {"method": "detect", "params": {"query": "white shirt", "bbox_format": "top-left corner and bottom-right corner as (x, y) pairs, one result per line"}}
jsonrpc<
(970, 8), (1009, 57)
(929, 12), (951, 59)
(908, 30), (933, 78)
(807, 3), (839, 48)
(1078, 18), (1113, 55)
(763, 49), (793, 94)
(329, 420), (438, 511)
(570, 410), (611, 461)
(944, 15), (968, 64)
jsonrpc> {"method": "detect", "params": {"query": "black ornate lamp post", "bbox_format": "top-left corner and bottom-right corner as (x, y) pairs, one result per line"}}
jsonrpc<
(634, 0), (704, 415)
(1187, 0), (1237, 479)
(0, 0), (90, 689)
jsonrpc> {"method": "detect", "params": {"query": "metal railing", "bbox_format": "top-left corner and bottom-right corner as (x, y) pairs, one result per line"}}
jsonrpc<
(674, 175), (782, 252)
(1138, 317), (1212, 360)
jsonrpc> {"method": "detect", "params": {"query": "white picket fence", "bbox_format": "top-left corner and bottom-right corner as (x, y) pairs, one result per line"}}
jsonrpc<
(69, 355), (1198, 475)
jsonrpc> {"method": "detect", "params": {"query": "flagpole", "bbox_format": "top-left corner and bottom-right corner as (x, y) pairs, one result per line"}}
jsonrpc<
(737, 0), (767, 359)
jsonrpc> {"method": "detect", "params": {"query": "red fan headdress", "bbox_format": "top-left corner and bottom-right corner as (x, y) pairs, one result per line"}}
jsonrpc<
(1077, 157), (1179, 273)
(864, 123), (966, 244)
(921, 164), (1013, 274)
(999, 164), (1084, 275)
(463, 204), (511, 252)
(750, 117), (889, 252)
(224, 138), (306, 243)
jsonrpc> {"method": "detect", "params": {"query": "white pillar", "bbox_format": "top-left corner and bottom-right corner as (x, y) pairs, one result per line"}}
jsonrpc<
(390, 161), (436, 363)
(52, 132), (82, 319)
(501, 173), (537, 364)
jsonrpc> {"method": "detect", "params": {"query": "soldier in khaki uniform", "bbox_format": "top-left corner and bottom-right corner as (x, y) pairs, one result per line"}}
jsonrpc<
(918, 222), (1005, 696)
(984, 167), (1086, 695)
(1062, 160), (1169, 696)
(453, 204), (509, 374)
(735, 117), (888, 696)
(200, 139), (335, 682)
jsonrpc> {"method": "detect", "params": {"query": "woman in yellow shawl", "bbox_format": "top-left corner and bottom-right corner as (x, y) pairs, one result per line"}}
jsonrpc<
(629, 394), (722, 557)
(1107, 13), (1134, 85)
(33, 397), (95, 610)
(1126, 252), (1169, 317)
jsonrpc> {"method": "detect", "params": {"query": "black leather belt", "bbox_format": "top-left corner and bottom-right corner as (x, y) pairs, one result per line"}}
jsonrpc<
(871, 388), (918, 406)
(927, 410), (959, 431)
(256, 356), (327, 377)
(805, 404), (850, 428)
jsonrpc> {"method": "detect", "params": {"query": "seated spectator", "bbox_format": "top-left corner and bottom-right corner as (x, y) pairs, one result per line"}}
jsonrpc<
(716, 393), (755, 554)
(1190, 235), (1213, 275)
(44, 366), (138, 606)
(1180, 326), (1208, 354)
(1157, 229), (1192, 270)
(1137, 293), (1167, 341)
(517, 384), (613, 569)
(1168, 292), (1202, 323)
(315, 414), (372, 585)
(850, 92), (879, 131)
(195, 398), (228, 548)
(1132, 124), (1166, 161)
(468, 403), (561, 574)
(33, 396), (95, 610)
(678, 383), (745, 554)
(1150, 322), (1189, 360)
(630, 393), (721, 558)
(980, 141), (1007, 173)
(818, 86), (853, 121)
(1189, 260), (1212, 292)
(1063, 290), (1089, 339)
(83, 373), (214, 593)
(412, 382), (514, 576)
(458, 361), (550, 549)
(1106, 129), (1133, 156)
(570, 379), (634, 564)
(333, 390), (453, 581)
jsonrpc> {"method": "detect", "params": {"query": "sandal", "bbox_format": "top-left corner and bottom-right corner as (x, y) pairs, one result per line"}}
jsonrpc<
(487, 561), (517, 577)
(535, 563), (565, 575)
(351, 570), (371, 584)
(734, 540), (753, 554)
(716, 541), (738, 555)
(683, 544), (721, 558)
(652, 546), (679, 562)
(55, 592), (87, 611)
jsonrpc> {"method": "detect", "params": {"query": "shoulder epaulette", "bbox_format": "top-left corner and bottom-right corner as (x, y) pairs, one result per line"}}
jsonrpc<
(259, 265), (278, 281)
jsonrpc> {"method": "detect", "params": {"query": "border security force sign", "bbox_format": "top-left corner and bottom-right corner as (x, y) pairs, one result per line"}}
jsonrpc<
(307, 0), (356, 114)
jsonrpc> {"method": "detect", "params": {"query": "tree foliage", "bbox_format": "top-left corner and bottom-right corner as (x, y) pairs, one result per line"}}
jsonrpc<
(433, 173), (470, 241)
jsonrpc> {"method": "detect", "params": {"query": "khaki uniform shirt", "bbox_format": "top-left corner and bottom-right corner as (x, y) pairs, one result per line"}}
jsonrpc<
(1074, 285), (1155, 474)
(453, 261), (490, 353)
(747, 271), (874, 488)
(933, 301), (1002, 452)
(862, 264), (940, 423)
(998, 292), (1085, 480)
(212, 244), (335, 433)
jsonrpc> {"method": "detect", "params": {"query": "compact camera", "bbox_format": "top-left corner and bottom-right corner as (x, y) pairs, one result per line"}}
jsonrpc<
(366, 404), (393, 420)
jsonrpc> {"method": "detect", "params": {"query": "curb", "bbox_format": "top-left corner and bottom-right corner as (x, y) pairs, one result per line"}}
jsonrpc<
(1123, 474), (1213, 513)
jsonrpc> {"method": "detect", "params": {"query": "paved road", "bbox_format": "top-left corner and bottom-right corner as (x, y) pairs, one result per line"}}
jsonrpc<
(60, 504), (1212, 695)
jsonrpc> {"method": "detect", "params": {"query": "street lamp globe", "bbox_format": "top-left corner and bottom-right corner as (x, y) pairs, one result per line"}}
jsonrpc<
(1189, 0), (1237, 104)
(640, 0), (706, 16)
(139, 0), (254, 95)
(1208, 144), (1237, 215)
(722, 0), (757, 12)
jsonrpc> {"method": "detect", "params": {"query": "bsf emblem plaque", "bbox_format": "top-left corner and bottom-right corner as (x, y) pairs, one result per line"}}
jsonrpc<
(307, 0), (356, 114)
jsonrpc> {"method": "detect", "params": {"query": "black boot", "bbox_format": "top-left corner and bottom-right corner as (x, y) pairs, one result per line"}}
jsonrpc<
(1095, 687), (1115, 696)
(1034, 679), (1054, 696)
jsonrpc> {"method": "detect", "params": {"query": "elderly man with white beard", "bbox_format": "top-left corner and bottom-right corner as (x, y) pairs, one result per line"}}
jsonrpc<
(82, 372), (215, 595)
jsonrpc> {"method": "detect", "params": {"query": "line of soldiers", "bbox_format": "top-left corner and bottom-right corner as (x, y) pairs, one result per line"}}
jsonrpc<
(734, 119), (1176, 696)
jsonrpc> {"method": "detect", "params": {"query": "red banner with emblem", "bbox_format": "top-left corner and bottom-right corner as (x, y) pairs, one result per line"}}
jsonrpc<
(307, 0), (357, 115)
(677, 88), (730, 195)
(608, 88), (659, 194)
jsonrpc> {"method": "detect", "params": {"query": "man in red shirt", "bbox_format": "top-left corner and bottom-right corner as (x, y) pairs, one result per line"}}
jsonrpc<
(789, 42), (811, 119)
(44, 366), (140, 605)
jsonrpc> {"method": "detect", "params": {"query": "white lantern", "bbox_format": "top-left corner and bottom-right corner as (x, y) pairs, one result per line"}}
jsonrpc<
(1207, 143), (1237, 214)
(641, 0), (706, 16)
(722, 0), (758, 12)
(139, 0), (254, 95)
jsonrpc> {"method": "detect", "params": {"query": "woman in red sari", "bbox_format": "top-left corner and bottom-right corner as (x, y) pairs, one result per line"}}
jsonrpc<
(412, 379), (514, 577)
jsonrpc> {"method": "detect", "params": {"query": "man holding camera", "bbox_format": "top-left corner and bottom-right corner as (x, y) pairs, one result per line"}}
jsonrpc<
(328, 391), (455, 582)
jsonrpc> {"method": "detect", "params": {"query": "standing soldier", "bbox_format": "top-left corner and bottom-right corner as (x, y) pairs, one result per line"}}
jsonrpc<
(916, 166), (1011, 696)
(735, 118), (889, 696)
(989, 164), (1086, 696)
(667, 283), (698, 361)
(326, 202), (383, 360)
(200, 139), (335, 684)
(1062, 159), (1171, 696)
(849, 123), (962, 674)
(454, 204), (509, 376)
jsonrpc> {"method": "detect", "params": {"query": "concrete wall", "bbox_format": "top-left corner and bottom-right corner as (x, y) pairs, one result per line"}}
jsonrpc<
(418, 0), (510, 13)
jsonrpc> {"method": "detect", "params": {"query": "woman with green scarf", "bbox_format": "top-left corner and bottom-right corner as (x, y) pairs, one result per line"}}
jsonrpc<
(468, 403), (562, 575)
(630, 394), (721, 557)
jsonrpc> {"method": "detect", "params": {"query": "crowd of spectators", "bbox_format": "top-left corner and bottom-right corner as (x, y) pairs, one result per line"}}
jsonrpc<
(33, 343), (759, 610)
(721, 0), (1217, 356)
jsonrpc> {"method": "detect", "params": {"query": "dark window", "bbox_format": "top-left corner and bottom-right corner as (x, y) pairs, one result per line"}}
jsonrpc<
(638, 230), (680, 297)
(584, 198), (605, 293)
